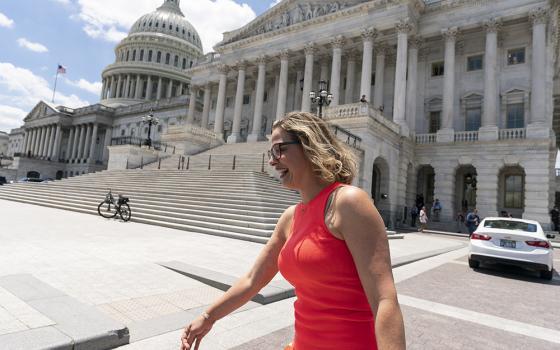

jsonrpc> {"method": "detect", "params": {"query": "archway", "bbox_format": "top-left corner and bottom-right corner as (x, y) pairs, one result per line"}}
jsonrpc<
(26, 171), (40, 179)
(498, 165), (525, 218)
(55, 171), (63, 180)
(416, 165), (435, 213)
(372, 157), (390, 225)
(455, 165), (477, 215)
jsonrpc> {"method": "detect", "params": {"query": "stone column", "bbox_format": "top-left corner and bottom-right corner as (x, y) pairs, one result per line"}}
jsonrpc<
(214, 64), (229, 138)
(474, 162), (499, 218)
(88, 123), (98, 162)
(373, 44), (387, 109)
(529, 8), (548, 126)
(102, 128), (112, 162)
(360, 28), (377, 103)
(124, 75), (131, 98)
(228, 61), (247, 143)
(135, 75), (142, 99)
(156, 77), (163, 100)
(201, 83), (212, 128)
(301, 43), (316, 112)
(344, 50), (357, 104)
(110, 76), (116, 98)
(439, 27), (458, 140)
(146, 76), (152, 100)
(177, 83), (183, 97)
(330, 36), (344, 107)
(71, 126), (80, 161)
(76, 124), (85, 162)
(116, 75), (123, 98)
(294, 69), (303, 111)
(248, 56), (267, 142)
(433, 162), (455, 222)
(37, 127), (46, 157)
(52, 124), (62, 160)
(83, 123), (92, 162)
(32, 128), (40, 156)
(167, 79), (173, 98)
(276, 50), (290, 120)
(100, 79), (106, 100)
(28, 129), (36, 155)
(66, 127), (74, 161)
(406, 37), (421, 135)
(320, 58), (329, 83)
(46, 125), (55, 158)
(479, 19), (501, 141)
(21, 130), (29, 154)
(187, 86), (198, 125)
(394, 20), (412, 136)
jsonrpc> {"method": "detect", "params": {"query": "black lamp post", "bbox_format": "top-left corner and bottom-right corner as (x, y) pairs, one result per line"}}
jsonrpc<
(141, 109), (159, 148)
(310, 80), (333, 118)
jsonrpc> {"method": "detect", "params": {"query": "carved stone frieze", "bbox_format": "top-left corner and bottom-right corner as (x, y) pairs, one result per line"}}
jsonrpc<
(483, 18), (502, 33)
(217, 64), (230, 74)
(529, 7), (549, 25)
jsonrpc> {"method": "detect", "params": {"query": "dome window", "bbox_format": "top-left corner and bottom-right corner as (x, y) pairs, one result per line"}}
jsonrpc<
(169, 25), (173, 31)
(143, 22), (146, 27)
(162, 23), (166, 28)
(157, 51), (162, 63)
(132, 50), (136, 61)
(176, 27), (179, 32)
(140, 49), (144, 61)
(156, 22), (159, 27)
(126, 50), (130, 61)
(149, 21), (152, 27)
(148, 50), (153, 62)
(182, 58), (186, 69)
(165, 53), (170, 65)
(182, 29), (185, 35)
(174, 55), (179, 67)
(188, 31), (191, 38)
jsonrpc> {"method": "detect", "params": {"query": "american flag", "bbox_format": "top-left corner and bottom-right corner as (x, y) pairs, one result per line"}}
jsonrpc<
(57, 64), (66, 74)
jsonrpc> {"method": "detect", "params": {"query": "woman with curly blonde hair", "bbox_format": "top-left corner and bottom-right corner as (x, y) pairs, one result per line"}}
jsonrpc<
(181, 112), (405, 350)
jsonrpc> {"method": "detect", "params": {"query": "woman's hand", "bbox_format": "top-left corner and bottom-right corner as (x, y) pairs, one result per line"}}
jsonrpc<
(180, 315), (214, 350)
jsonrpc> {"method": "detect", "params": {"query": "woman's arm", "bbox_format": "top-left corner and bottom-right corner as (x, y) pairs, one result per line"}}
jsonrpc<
(181, 205), (295, 350)
(330, 187), (405, 350)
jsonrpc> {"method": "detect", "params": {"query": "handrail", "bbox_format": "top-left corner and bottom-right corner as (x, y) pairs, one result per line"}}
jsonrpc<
(331, 124), (362, 149)
(110, 136), (176, 154)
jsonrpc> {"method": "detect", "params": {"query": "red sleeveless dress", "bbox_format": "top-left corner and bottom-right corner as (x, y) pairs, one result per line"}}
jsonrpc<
(278, 182), (377, 350)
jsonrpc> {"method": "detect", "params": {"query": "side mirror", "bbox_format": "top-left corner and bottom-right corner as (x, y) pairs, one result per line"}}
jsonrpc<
(546, 234), (555, 239)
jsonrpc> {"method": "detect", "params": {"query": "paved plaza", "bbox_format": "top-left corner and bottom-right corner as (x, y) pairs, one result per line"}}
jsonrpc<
(0, 199), (558, 349)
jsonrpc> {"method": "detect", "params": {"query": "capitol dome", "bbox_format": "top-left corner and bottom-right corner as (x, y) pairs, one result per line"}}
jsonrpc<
(100, 0), (203, 108)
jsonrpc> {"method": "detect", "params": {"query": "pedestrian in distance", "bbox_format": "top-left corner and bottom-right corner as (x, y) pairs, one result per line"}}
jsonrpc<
(410, 205), (418, 227)
(419, 206), (428, 233)
(465, 208), (480, 235)
(549, 206), (559, 232)
(432, 198), (442, 222)
(360, 94), (368, 103)
(180, 112), (406, 350)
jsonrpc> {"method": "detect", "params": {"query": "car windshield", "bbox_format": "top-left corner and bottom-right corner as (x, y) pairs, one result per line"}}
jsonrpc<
(483, 220), (537, 232)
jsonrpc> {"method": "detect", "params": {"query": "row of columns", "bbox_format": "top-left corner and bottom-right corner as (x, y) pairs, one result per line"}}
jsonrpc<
(22, 124), (63, 160)
(63, 123), (100, 163)
(101, 74), (187, 101)
(186, 9), (549, 141)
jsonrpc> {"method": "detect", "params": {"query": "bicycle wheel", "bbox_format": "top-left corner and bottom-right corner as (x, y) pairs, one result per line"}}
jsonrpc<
(98, 201), (118, 218)
(119, 203), (131, 222)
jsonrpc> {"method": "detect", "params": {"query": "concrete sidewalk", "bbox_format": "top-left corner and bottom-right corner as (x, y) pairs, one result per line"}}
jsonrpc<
(0, 199), (466, 349)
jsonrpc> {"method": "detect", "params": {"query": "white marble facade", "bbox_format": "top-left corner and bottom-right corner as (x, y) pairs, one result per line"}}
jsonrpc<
(5, 0), (560, 229)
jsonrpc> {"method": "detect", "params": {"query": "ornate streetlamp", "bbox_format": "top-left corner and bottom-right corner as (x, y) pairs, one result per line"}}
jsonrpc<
(141, 109), (159, 148)
(310, 80), (333, 118)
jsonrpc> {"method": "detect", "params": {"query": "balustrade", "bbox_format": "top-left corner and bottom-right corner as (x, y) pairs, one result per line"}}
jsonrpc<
(415, 133), (437, 144)
(454, 131), (478, 142)
(499, 128), (526, 140)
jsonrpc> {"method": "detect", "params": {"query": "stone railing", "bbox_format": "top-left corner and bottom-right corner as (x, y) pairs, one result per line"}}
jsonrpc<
(324, 103), (400, 135)
(454, 130), (478, 142)
(499, 128), (526, 140)
(415, 133), (437, 144)
(113, 95), (189, 116)
(185, 124), (218, 139)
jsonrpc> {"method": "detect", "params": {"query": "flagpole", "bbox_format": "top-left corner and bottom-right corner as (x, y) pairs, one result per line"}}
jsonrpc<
(52, 69), (59, 103)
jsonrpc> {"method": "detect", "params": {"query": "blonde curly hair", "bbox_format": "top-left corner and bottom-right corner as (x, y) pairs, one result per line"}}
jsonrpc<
(272, 112), (358, 184)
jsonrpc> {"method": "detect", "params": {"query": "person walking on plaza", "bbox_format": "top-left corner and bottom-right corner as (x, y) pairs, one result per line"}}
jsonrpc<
(181, 112), (405, 350)
(432, 198), (442, 222)
(419, 206), (428, 233)
(549, 206), (559, 232)
(410, 205), (418, 228)
(465, 208), (480, 235)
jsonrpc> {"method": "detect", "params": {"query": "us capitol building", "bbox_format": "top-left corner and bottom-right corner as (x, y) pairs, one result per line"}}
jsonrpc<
(2, 0), (560, 229)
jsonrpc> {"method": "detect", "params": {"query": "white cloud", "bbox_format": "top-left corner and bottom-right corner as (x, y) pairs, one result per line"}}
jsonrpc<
(0, 62), (89, 131)
(51, 0), (71, 4)
(17, 38), (49, 53)
(73, 0), (256, 52)
(65, 78), (102, 95)
(0, 12), (14, 28)
(269, 0), (282, 8)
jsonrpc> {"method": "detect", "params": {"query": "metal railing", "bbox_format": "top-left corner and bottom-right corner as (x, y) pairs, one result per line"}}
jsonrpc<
(110, 136), (176, 153)
(174, 153), (266, 172)
(331, 124), (362, 149)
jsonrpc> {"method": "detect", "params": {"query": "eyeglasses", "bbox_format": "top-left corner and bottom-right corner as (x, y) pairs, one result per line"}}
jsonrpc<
(267, 141), (301, 160)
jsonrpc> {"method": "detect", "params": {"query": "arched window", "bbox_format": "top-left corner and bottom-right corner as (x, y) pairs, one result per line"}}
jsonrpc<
(139, 49), (144, 61)
(155, 22), (159, 27)
(149, 21), (152, 27)
(174, 55), (179, 67)
(188, 31), (191, 38)
(176, 27), (179, 32)
(182, 58), (186, 69)
(157, 51), (162, 63)
(165, 53), (170, 65)
(126, 50), (130, 61)
(169, 25), (173, 31)
(148, 50), (153, 62)
(132, 50), (136, 61)
(162, 22), (166, 28)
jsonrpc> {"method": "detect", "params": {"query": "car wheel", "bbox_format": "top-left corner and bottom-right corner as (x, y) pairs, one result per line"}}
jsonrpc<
(468, 259), (480, 269)
(540, 269), (553, 280)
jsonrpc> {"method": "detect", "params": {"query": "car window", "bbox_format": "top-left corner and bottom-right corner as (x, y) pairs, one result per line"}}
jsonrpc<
(483, 220), (537, 232)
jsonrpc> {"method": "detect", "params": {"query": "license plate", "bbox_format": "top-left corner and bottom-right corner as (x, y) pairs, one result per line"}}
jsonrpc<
(500, 239), (516, 248)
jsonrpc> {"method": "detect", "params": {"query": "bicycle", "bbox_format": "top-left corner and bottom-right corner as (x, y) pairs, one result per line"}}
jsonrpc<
(97, 189), (131, 221)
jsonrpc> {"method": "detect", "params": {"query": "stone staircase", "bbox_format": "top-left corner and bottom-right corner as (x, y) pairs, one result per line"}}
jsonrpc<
(0, 169), (300, 243)
(144, 141), (271, 171)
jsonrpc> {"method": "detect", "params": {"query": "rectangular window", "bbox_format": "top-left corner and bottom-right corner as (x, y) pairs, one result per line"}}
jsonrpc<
(174, 55), (179, 67)
(148, 50), (153, 62)
(507, 48), (525, 65)
(156, 51), (161, 63)
(467, 55), (483, 71)
(139, 50), (144, 61)
(211, 98), (216, 109)
(165, 53), (170, 65)
(465, 108), (481, 131)
(505, 175), (523, 208)
(243, 95), (250, 105)
(429, 111), (441, 133)
(431, 62), (444, 77)
(506, 103), (524, 128)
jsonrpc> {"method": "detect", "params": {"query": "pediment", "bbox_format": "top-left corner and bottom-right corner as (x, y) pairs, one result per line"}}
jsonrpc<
(218, 0), (368, 47)
(23, 101), (58, 122)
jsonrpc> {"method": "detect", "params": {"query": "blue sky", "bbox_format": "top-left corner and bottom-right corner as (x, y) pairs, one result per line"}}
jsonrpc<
(0, 0), (281, 133)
